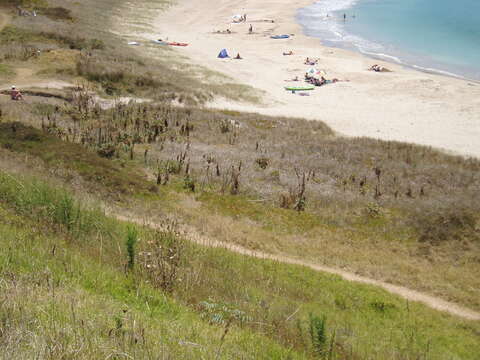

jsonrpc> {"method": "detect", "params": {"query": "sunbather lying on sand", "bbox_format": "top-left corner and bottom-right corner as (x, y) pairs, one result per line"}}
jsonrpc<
(283, 51), (293, 56)
(369, 64), (391, 72)
(307, 76), (350, 86)
(304, 57), (318, 65)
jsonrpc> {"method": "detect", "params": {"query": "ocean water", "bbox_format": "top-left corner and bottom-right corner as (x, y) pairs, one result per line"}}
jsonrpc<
(297, 0), (480, 80)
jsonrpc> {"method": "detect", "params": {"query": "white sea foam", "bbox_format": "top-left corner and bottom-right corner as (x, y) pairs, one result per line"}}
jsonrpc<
(411, 65), (465, 80)
(359, 50), (403, 64)
(306, 0), (358, 14)
(297, 0), (473, 80)
(297, 0), (381, 54)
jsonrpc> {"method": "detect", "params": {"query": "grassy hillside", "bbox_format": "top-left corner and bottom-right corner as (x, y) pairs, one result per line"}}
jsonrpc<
(2, 91), (477, 312)
(0, 170), (478, 359)
(0, 177), (298, 359)
(0, 0), (479, 358)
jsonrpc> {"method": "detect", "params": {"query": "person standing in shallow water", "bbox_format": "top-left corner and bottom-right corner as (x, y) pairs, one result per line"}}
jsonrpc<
(343, 13), (346, 21)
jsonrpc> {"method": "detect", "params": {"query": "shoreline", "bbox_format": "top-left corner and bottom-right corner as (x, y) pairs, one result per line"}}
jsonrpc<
(297, 0), (480, 84)
(145, 0), (480, 158)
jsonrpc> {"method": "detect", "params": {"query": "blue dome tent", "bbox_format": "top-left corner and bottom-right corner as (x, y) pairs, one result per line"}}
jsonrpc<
(218, 49), (230, 58)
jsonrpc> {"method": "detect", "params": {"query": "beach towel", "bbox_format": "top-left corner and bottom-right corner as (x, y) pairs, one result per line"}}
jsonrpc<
(306, 68), (326, 77)
(271, 35), (290, 39)
(168, 42), (189, 46)
(218, 49), (230, 58)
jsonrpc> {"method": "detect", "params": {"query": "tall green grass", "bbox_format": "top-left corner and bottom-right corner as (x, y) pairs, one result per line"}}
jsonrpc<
(0, 170), (478, 359)
(0, 207), (299, 359)
(0, 171), (110, 240)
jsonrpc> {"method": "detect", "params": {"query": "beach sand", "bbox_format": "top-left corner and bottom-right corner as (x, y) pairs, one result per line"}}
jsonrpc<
(149, 0), (480, 157)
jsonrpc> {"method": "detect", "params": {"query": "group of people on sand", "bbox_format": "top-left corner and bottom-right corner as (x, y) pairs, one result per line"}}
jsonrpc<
(215, 29), (232, 34)
(304, 73), (343, 87)
(234, 14), (247, 22)
(215, 23), (252, 35)
(305, 73), (326, 86)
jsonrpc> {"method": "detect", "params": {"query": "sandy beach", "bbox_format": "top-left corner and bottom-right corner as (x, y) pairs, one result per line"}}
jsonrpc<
(147, 0), (480, 157)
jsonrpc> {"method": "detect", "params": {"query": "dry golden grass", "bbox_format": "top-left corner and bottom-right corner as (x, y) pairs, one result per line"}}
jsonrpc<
(1, 0), (478, 318)
(2, 70), (479, 312)
(112, 103), (479, 311)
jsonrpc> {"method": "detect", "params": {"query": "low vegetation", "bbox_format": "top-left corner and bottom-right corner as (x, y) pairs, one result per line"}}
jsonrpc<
(0, 0), (257, 104)
(0, 0), (479, 358)
(0, 121), (155, 197)
(1, 84), (479, 311)
(0, 170), (478, 359)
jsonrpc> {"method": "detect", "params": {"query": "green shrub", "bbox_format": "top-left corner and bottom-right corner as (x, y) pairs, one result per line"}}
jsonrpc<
(183, 175), (195, 192)
(309, 314), (327, 357)
(126, 226), (138, 271)
(413, 207), (478, 245)
(41, 7), (74, 21)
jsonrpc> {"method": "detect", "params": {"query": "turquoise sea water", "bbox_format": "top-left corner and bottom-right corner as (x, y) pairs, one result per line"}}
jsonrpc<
(297, 0), (480, 80)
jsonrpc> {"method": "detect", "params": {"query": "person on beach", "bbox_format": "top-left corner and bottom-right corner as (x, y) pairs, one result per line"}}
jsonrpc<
(234, 53), (242, 59)
(249, 24), (253, 34)
(370, 64), (389, 72)
(10, 86), (23, 100)
(343, 13), (346, 21)
(244, 14), (247, 22)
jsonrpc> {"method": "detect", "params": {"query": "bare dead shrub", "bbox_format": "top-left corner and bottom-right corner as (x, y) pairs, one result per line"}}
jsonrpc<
(255, 157), (269, 170)
(140, 226), (187, 293)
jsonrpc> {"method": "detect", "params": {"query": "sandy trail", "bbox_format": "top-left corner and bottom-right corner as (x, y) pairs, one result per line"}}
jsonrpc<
(132, 0), (480, 157)
(113, 212), (480, 321)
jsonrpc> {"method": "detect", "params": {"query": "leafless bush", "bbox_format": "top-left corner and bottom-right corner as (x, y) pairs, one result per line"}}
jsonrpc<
(139, 225), (187, 293)
(280, 170), (307, 211)
(255, 157), (269, 169)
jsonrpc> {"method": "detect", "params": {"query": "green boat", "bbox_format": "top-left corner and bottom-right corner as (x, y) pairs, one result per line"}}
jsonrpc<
(284, 85), (315, 91)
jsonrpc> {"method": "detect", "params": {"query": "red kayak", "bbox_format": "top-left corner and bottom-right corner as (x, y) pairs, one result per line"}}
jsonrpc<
(168, 42), (189, 47)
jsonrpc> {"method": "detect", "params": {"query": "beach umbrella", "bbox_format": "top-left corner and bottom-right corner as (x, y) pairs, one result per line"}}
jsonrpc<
(306, 68), (326, 77)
